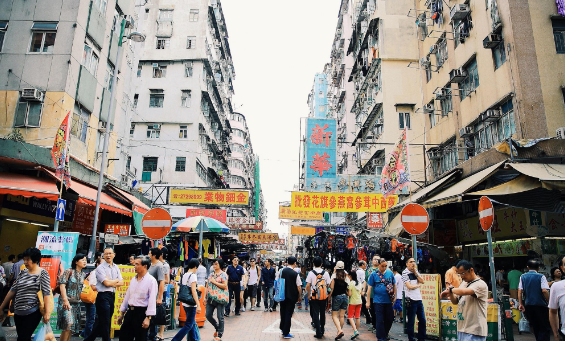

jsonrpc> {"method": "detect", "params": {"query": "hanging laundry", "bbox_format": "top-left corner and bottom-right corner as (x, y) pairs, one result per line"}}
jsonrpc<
(202, 239), (211, 258)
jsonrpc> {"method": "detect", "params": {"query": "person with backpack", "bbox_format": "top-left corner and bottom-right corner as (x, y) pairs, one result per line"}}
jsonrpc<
(306, 257), (331, 339)
(277, 257), (302, 339)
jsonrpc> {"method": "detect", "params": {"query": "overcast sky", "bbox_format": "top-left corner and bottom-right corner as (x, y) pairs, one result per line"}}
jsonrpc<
(221, 0), (342, 236)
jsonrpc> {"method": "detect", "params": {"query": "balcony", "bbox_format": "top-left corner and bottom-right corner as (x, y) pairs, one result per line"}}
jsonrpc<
(352, 102), (383, 146)
(352, 59), (381, 115)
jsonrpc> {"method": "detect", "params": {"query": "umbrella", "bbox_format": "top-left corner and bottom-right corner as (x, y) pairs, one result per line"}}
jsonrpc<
(171, 216), (230, 258)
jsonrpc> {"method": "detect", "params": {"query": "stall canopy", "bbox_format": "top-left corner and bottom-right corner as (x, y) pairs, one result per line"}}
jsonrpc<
(397, 170), (460, 206)
(0, 172), (59, 201)
(506, 163), (565, 191)
(106, 184), (150, 214)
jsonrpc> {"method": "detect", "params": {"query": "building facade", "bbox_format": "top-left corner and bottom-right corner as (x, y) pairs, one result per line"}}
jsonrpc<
(307, 72), (330, 119)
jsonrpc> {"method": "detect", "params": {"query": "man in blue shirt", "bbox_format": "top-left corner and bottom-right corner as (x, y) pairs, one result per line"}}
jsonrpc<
(366, 258), (396, 341)
(261, 259), (276, 312)
(225, 256), (245, 316)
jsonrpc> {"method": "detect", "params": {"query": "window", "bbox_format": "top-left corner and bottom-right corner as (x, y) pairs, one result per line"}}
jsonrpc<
(93, 0), (107, 13)
(14, 98), (43, 128)
(181, 90), (191, 108)
(189, 9), (199, 22)
(149, 90), (164, 108)
(146, 124), (161, 138)
(439, 86), (452, 117)
(0, 22), (7, 53)
(552, 19), (565, 54)
(82, 44), (99, 75)
(30, 22), (57, 53)
(185, 62), (193, 77)
(435, 36), (448, 68)
(398, 112), (410, 129)
(196, 159), (210, 185)
(472, 99), (515, 156)
(175, 157), (186, 172)
(493, 38), (506, 69)
(562, 87), (565, 110)
(130, 122), (135, 136)
(133, 94), (138, 108)
(454, 16), (472, 47)
(126, 156), (131, 170)
(429, 139), (458, 177)
(137, 65), (142, 77)
(430, 108), (437, 128)
(153, 65), (166, 78)
(460, 58), (479, 100)
(159, 9), (173, 21)
(104, 63), (114, 91)
(156, 38), (170, 49)
(71, 106), (90, 142)
(179, 125), (188, 138)
(143, 157), (158, 171)
(187, 36), (196, 49)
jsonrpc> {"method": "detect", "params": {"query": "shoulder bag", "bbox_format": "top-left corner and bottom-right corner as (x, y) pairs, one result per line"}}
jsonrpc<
(178, 273), (201, 305)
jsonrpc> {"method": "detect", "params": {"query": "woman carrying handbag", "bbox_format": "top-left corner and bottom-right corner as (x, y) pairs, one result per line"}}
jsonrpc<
(205, 259), (229, 341)
(172, 259), (201, 341)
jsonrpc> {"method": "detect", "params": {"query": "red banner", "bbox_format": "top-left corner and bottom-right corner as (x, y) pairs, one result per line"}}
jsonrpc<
(227, 221), (263, 230)
(367, 212), (384, 229)
(104, 224), (131, 237)
(186, 209), (227, 223)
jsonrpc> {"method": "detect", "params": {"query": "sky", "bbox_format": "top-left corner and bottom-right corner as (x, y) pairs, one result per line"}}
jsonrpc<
(221, 0), (342, 236)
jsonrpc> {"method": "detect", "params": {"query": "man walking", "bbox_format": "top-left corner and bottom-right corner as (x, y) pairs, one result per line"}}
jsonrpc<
(366, 258), (396, 341)
(247, 258), (261, 311)
(261, 259), (276, 312)
(84, 247), (124, 341)
(117, 256), (158, 341)
(306, 256), (331, 339)
(147, 248), (165, 341)
(225, 256), (244, 316)
(279, 257), (302, 339)
(402, 258), (426, 341)
(518, 259), (551, 341)
(441, 260), (488, 341)
(1, 255), (15, 280)
(549, 255), (565, 341)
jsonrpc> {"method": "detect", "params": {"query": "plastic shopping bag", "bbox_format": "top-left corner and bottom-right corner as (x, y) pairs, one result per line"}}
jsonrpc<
(519, 315), (530, 334)
(32, 323), (46, 341)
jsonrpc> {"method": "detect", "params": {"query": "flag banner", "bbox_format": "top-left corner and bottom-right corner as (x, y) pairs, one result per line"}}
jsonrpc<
(379, 128), (410, 198)
(290, 191), (397, 213)
(51, 112), (72, 188)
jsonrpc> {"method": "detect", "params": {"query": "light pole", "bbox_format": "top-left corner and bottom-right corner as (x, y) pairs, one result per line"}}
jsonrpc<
(87, 17), (145, 261)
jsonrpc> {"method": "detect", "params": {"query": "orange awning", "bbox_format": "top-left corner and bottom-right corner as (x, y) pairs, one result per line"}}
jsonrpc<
(0, 172), (60, 201)
(106, 184), (150, 214)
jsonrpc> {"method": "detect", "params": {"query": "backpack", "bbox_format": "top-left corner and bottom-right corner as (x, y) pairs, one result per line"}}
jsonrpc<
(310, 270), (328, 300)
(274, 269), (286, 302)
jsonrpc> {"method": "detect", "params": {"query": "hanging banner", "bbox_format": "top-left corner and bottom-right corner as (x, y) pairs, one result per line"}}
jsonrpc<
(51, 111), (72, 188)
(279, 206), (324, 220)
(111, 265), (136, 330)
(306, 118), (337, 179)
(441, 302), (501, 341)
(227, 221), (263, 230)
(291, 226), (317, 236)
(226, 216), (255, 225)
(239, 233), (279, 243)
(170, 189), (249, 205)
(379, 128), (410, 198)
(104, 224), (131, 237)
(306, 174), (389, 193)
(186, 209), (227, 223)
(367, 212), (384, 229)
(290, 191), (397, 212)
(471, 239), (532, 257)
(414, 274), (441, 338)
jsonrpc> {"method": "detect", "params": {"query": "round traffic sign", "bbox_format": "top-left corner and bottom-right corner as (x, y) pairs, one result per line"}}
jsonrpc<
(479, 196), (494, 231)
(400, 203), (429, 235)
(141, 208), (172, 240)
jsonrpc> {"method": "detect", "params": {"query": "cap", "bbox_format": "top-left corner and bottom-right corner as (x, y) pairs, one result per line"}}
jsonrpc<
(335, 261), (345, 270)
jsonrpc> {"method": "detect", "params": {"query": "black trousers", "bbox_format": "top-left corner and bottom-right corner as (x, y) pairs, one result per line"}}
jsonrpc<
(361, 294), (371, 323)
(279, 300), (295, 336)
(309, 299), (327, 336)
(14, 309), (42, 341)
(524, 305), (552, 341)
(120, 307), (149, 341)
(226, 283), (241, 314)
(85, 291), (115, 341)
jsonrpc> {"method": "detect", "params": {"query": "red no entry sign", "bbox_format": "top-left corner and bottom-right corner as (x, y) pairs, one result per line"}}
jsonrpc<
(401, 203), (429, 235)
(479, 196), (494, 231)
(141, 208), (172, 240)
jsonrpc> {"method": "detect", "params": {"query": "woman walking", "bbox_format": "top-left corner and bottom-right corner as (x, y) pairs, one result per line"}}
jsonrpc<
(205, 259), (229, 341)
(0, 247), (52, 341)
(329, 261), (349, 340)
(347, 271), (363, 339)
(549, 267), (562, 287)
(172, 259), (201, 341)
(57, 254), (87, 341)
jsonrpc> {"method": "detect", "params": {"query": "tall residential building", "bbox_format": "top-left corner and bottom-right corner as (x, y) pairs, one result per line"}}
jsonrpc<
(307, 73), (330, 118)
(0, 0), (137, 179)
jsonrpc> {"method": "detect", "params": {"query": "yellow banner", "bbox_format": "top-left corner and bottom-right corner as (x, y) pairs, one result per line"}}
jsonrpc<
(291, 226), (317, 236)
(239, 233), (279, 243)
(170, 189), (249, 205)
(414, 274), (441, 337)
(111, 265), (136, 330)
(457, 207), (528, 243)
(290, 192), (397, 212)
(279, 206), (324, 220)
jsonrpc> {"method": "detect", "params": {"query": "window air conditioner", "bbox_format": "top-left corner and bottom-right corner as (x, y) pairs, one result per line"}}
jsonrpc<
(424, 103), (434, 114)
(480, 109), (502, 122)
(375, 118), (384, 125)
(483, 34), (502, 49)
(435, 89), (448, 100)
(449, 68), (467, 83)
(557, 127), (565, 139)
(98, 121), (107, 131)
(21, 88), (43, 101)
(450, 4), (470, 22)
(459, 127), (473, 138)
(420, 57), (431, 69)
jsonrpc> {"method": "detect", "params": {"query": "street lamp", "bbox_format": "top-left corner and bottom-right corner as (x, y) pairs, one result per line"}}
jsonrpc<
(87, 17), (144, 261)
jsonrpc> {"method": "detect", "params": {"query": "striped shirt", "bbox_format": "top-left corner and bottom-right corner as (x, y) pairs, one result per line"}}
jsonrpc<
(10, 268), (51, 315)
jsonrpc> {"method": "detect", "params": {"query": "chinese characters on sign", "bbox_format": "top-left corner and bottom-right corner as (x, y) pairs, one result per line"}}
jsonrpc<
(414, 274), (441, 337)
(278, 206), (324, 220)
(186, 209), (227, 223)
(291, 226), (317, 236)
(227, 222), (263, 230)
(72, 202), (100, 235)
(306, 119), (337, 180)
(241, 239), (286, 245)
(238, 233), (279, 243)
(367, 212), (384, 229)
(306, 175), (384, 193)
(290, 191), (397, 213)
(111, 265), (136, 330)
(226, 216), (256, 225)
(104, 224), (131, 237)
(170, 189), (249, 205)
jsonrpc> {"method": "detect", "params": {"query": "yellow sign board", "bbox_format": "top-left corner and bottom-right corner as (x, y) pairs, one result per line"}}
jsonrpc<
(279, 206), (324, 220)
(291, 226), (317, 236)
(290, 192), (397, 212)
(170, 189), (249, 205)
(239, 233), (279, 243)
(414, 274), (441, 337)
(111, 265), (136, 330)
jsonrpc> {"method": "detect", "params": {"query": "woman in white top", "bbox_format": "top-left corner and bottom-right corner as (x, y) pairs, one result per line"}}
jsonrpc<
(171, 259), (201, 341)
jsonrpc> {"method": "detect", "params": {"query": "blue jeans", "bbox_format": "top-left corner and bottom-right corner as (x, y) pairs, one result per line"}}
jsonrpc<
(172, 306), (200, 341)
(373, 303), (394, 341)
(406, 300), (426, 341)
(262, 285), (274, 309)
(80, 302), (96, 338)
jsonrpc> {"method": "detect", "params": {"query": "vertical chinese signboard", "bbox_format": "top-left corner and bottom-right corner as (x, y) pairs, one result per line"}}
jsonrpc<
(414, 274), (441, 338)
(306, 118), (337, 181)
(111, 265), (136, 330)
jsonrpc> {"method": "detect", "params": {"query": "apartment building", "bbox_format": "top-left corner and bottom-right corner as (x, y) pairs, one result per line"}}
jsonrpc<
(0, 0), (137, 179)
(416, 0), (565, 181)
(307, 73), (330, 119)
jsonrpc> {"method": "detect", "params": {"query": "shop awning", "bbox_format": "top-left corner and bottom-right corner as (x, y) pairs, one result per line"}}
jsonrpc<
(0, 172), (59, 201)
(466, 174), (540, 196)
(397, 170), (460, 207)
(384, 213), (403, 236)
(106, 184), (150, 214)
(506, 163), (565, 181)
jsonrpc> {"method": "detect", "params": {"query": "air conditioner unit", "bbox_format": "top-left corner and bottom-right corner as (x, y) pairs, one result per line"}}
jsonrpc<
(481, 109), (502, 122)
(152, 63), (159, 68)
(428, 149), (442, 160)
(420, 57), (431, 69)
(557, 127), (565, 139)
(459, 127), (473, 137)
(21, 88), (43, 101)
(435, 89), (448, 100)
(424, 103), (434, 114)
(98, 121), (107, 131)
(449, 68), (467, 83)
(450, 4), (470, 22)
(375, 118), (384, 125)
(430, 44), (439, 53)
(483, 34), (502, 49)
(152, 124), (161, 129)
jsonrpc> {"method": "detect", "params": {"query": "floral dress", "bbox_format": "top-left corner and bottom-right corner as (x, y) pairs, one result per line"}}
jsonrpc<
(56, 269), (85, 334)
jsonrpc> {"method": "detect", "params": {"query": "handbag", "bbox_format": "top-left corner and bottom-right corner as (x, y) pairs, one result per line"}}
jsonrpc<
(178, 273), (201, 305)
(207, 272), (228, 305)
(153, 304), (167, 325)
(81, 279), (97, 304)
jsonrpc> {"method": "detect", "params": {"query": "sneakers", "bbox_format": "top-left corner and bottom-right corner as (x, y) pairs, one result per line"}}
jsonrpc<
(269, 308), (273, 312)
(351, 330), (360, 340)
(241, 307), (246, 312)
(214, 332), (218, 337)
(283, 334), (294, 339)
(264, 308), (268, 312)
(250, 307), (255, 311)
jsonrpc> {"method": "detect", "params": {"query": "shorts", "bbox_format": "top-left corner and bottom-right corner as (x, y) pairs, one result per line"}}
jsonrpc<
(331, 294), (349, 311)
(457, 332), (487, 341)
(347, 304), (362, 319)
(393, 299), (402, 311)
(248, 284), (257, 298)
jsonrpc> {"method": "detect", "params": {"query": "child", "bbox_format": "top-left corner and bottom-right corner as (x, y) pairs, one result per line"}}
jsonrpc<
(347, 271), (363, 339)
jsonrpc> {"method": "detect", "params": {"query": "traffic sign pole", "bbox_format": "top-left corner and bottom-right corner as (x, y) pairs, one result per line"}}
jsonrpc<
(412, 234), (417, 264)
(401, 203), (429, 265)
(487, 228), (497, 303)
